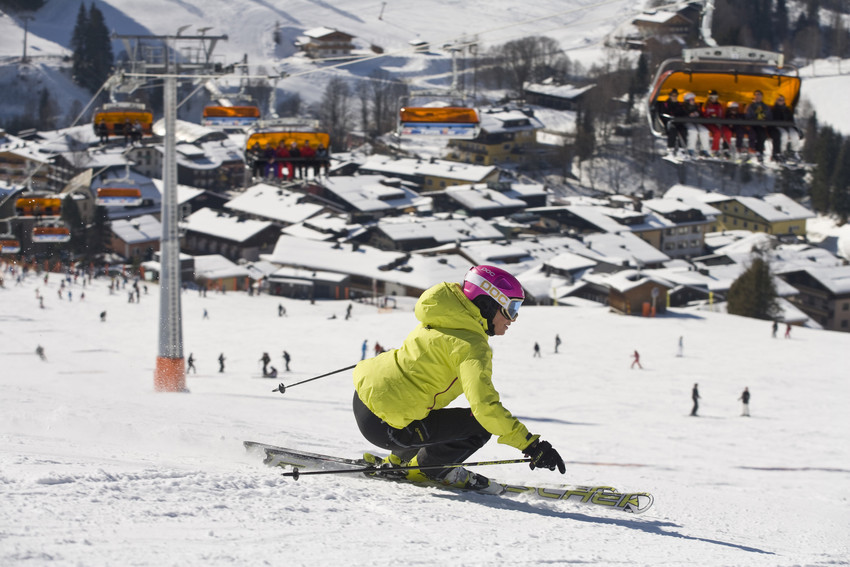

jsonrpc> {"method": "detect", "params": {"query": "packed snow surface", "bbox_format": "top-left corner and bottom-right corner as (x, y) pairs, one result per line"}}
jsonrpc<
(1, 266), (848, 566)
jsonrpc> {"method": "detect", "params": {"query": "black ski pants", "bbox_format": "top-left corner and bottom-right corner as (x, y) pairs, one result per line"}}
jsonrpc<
(353, 391), (491, 480)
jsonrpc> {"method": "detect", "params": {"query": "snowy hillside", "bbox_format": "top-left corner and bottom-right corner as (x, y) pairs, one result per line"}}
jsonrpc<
(5, 0), (641, 68)
(1, 263), (849, 566)
(3, 1), (850, 136)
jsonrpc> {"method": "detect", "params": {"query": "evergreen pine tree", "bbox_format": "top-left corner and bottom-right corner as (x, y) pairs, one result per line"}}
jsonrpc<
(810, 126), (841, 213)
(727, 255), (781, 321)
(86, 3), (114, 92)
(71, 3), (89, 89)
(575, 107), (595, 162)
(70, 2), (114, 93)
(828, 137), (850, 221)
(37, 88), (57, 130)
(774, 0), (790, 45)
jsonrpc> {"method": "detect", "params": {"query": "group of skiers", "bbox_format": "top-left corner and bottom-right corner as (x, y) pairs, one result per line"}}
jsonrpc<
(655, 88), (802, 163)
(248, 139), (330, 181)
(95, 119), (145, 146)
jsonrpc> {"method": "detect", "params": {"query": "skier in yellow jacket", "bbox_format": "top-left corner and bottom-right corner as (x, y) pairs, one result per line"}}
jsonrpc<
(353, 265), (565, 491)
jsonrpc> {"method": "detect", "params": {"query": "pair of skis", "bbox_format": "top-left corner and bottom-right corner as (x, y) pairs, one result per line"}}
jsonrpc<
(244, 441), (654, 515)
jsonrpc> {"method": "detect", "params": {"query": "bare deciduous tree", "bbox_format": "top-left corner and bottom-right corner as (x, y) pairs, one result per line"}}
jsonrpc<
(368, 69), (408, 137)
(318, 76), (353, 150)
(490, 36), (569, 96)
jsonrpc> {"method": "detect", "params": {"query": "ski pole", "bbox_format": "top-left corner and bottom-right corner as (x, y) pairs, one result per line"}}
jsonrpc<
(281, 458), (532, 480)
(272, 363), (357, 394)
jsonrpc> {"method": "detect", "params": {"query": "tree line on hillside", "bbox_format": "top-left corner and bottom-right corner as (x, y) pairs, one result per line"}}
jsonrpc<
(712, 0), (850, 61)
(805, 118), (850, 222)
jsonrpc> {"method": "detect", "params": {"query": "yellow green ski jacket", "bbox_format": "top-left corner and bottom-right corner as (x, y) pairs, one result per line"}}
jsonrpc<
(353, 281), (535, 451)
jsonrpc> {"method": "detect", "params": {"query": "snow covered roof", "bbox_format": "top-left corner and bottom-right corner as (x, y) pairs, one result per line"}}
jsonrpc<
(359, 156), (498, 184)
(632, 10), (688, 25)
(523, 82), (595, 100)
(643, 195), (720, 218)
(583, 231), (671, 267)
(262, 234), (473, 290)
(182, 208), (276, 243)
(663, 184), (729, 205)
(703, 230), (754, 250)
(33, 124), (99, 152)
(443, 184), (527, 211)
(303, 27), (350, 39)
(563, 205), (638, 233)
(225, 183), (325, 224)
(478, 108), (544, 134)
(321, 174), (423, 212)
(0, 136), (50, 163)
(750, 193), (815, 222)
(152, 119), (226, 145)
(712, 232), (775, 255)
(269, 266), (349, 283)
(583, 268), (672, 294)
(111, 214), (161, 244)
(193, 254), (251, 280)
(664, 186), (814, 222)
(688, 262), (800, 296)
(546, 251), (598, 272)
(376, 215), (503, 243)
(783, 265), (850, 295)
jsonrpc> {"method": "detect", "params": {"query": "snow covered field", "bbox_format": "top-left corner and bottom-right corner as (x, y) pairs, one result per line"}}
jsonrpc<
(1, 264), (848, 566)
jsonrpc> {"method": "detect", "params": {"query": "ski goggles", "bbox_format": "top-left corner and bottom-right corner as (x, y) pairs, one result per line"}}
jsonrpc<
(500, 298), (523, 321)
(464, 272), (523, 321)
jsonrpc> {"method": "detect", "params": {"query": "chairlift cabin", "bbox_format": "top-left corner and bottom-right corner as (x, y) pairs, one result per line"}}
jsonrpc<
(15, 196), (63, 217)
(93, 102), (154, 137)
(398, 106), (480, 139)
(31, 225), (71, 244)
(0, 238), (21, 253)
(647, 46), (802, 138)
(245, 128), (330, 153)
(96, 187), (143, 207)
(202, 105), (261, 128)
(245, 119), (331, 158)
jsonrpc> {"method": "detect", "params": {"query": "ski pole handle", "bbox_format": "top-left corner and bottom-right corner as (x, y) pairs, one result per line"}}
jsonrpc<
(282, 458), (532, 480)
(272, 363), (357, 394)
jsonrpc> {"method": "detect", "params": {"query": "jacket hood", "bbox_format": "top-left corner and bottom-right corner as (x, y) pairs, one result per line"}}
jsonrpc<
(414, 282), (488, 337)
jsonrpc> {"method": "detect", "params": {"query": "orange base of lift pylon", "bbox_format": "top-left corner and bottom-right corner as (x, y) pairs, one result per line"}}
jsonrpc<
(154, 357), (187, 392)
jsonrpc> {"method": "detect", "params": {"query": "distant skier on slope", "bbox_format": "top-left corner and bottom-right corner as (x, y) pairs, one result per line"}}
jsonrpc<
(352, 265), (565, 493)
(691, 383), (700, 416)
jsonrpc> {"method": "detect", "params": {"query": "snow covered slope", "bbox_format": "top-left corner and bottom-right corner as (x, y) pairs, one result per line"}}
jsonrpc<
(1, 265), (848, 565)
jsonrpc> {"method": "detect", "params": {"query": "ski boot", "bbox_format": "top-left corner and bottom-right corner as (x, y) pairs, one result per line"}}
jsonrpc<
(439, 467), (502, 494)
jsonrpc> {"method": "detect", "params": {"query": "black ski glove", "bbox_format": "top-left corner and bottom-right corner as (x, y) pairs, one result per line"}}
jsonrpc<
(523, 439), (565, 474)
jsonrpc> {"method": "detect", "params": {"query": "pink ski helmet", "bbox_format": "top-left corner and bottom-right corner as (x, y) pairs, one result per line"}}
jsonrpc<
(462, 265), (524, 321)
